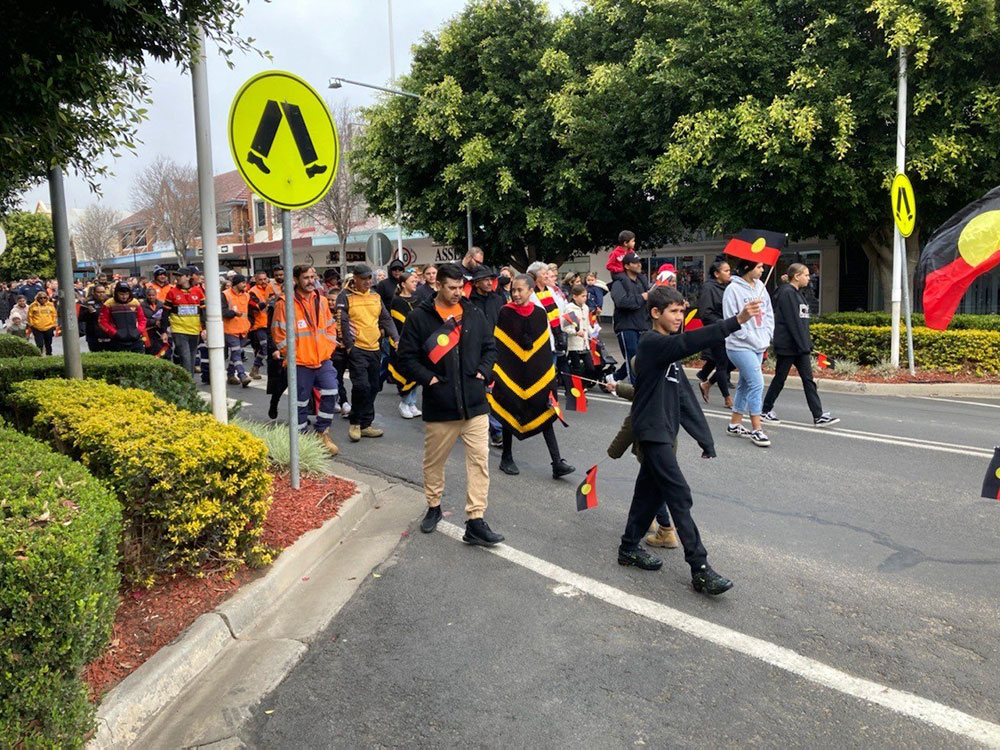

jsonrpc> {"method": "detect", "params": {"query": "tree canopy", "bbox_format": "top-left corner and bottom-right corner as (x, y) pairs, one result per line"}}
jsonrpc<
(0, 212), (56, 280)
(354, 0), (1000, 288)
(2, 1), (257, 215)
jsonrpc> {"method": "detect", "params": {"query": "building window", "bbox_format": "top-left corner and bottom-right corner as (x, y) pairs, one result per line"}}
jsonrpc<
(217, 209), (233, 234)
(120, 231), (132, 250)
(255, 200), (267, 230)
(133, 228), (147, 247)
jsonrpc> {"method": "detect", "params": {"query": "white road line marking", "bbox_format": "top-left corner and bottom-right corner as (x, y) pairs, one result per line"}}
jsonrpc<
(915, 396), (1000, 409)
(437, 521), (1000, 748)
(587, 394), (993, 458)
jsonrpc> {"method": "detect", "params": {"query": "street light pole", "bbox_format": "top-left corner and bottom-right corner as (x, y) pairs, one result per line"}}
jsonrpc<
(387, 0), (404, 262)
(890, 45), (907, 369)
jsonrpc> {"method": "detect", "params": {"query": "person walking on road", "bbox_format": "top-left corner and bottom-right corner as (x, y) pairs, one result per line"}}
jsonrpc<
(79, 285), (111, 353)
(388, 271), (422, 419)
(610, 252), (650, 383)
(397, 262), (504, 547)
(222, 274), (254, 387)
(270, 265), (341, 456)
(761, 263), (840, 427)
(162, 267), (205, 376)
(723, 259), (775, 447)
(337, 264), (399, 442)
(617, 285), (760, 594)
(99, 281), (147, 353)
(248, 271), (274, 380)
(695, 260), (734, 408)
(27, 291), (57, 355)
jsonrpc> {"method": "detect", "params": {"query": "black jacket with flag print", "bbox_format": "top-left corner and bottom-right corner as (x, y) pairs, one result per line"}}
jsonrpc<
(397, 297), (495, 423)
(631, 317), (741, 445)
(771, 282), (813, 356)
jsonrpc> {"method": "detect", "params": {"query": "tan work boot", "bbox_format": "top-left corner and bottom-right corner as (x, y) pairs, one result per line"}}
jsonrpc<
(645, 523), (680, 548)
(360, 426), (384, 438)
(227, 376), (240, 385)
(348, 424), (361, 442)
(317, 430), (339, 456)
(249, 365), (262, 380)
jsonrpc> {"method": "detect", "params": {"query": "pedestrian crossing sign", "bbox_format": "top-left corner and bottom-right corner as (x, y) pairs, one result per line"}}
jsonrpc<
(229, 70), (339, 210)
(891, 172), (916, 238)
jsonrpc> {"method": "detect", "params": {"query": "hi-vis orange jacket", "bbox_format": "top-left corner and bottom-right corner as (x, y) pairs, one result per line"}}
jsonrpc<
(222, 288), (251, 336)
(271, 289), (338, 368)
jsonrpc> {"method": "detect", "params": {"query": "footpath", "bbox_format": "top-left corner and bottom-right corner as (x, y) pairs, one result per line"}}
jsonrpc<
(90, 463), (425, 750)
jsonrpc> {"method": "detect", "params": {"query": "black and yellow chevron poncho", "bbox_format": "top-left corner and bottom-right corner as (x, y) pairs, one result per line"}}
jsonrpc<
(388, 295), (417, 393)
(488, 304), (557, 439)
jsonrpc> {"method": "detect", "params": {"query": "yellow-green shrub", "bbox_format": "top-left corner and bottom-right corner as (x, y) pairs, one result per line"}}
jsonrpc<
(810, 323), (1000, 374)
(7, 379), (274, 583)
(0, 423), (120, 747)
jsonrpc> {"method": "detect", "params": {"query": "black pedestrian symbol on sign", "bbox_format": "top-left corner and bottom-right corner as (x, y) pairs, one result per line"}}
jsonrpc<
(896, 187), (913, 222)
(247, 100), (328, 178)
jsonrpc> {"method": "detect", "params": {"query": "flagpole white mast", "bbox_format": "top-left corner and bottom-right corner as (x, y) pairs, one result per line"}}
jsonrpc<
(388, 0), (404, 262)
(890, 45), (908, 369)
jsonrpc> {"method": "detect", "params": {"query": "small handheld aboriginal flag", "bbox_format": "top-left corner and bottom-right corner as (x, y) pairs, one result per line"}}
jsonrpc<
(684, 308), (703, 331)
(918, 185), (1000, 330)
(425, 317), (461, 364)
(723, 229), (788, 267)
(563, 373), (587, 412)
(589, 337), (602, 367)
(548, 391), (568, 426)
(576, 465), (598, 511)
(981, 447), (1000, 500)
(817, 352), (830, 369)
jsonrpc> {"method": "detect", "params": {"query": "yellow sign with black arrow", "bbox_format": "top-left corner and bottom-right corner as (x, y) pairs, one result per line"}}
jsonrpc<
(228, 70), (339, 210)
(891, 172), (916, 238)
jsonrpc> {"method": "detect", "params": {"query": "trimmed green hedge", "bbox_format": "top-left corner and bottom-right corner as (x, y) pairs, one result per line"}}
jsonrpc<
(810, 323), (1000, 374)
(7, 379), (273, 584)
(0, 333), (42, 357)
(818, 312), (1000, 332)
(0, 352), (206, 414)
(0, 423), (121, 747)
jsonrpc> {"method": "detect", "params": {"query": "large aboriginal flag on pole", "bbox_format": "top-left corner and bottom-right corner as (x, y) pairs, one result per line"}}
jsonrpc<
(723, 229), (788, 267)
(918, 186), (1000, 330)
(488, 305), (558, 438)
(576, 465), (598, 510)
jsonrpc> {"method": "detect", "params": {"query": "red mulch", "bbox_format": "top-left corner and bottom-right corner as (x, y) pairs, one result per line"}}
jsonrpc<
(82, 471), (356, 701)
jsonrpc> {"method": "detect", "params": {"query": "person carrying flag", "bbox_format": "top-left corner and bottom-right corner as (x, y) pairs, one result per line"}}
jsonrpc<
(396, 262), (504, 547)
(270, 265), (340, 456)
(490, 274), (575, 480)
(760, 263), (839, 427)
(618, 284), (760, 594)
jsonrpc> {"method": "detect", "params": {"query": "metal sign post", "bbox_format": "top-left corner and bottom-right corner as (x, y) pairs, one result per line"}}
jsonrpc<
(890, 45), (908, 368)
(49, 167), (82, 379)
(282, 209), (300, 489)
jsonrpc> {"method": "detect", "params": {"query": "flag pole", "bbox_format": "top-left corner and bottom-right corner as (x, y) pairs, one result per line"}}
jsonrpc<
(890, 45), (908, 368)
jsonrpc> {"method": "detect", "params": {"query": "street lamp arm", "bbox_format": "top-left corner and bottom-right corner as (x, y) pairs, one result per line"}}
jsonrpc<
(328, 76), (421, 100)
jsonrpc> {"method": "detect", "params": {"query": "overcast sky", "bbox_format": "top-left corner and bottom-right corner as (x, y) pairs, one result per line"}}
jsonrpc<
(19, 0), (579, 217)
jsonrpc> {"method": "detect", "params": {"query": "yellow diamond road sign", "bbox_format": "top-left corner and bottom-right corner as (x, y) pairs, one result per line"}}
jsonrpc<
(891, 173), (916, 238)
(229, 70), (339, 211)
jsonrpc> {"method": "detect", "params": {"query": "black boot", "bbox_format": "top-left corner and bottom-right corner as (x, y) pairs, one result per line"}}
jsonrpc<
(618, 548), (663, 571)
(691, 564), (734, 595)
(551, 458), (575, 479)
(499, 456), (519, 475)
(419, 505), (443, 534)
(463, 518), (504, 546)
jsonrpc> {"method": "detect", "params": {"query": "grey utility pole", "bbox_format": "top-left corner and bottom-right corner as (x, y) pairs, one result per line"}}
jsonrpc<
(48, 168), (82, 379)
(891, 45), (915, 373)
(281, 209), (300, 489)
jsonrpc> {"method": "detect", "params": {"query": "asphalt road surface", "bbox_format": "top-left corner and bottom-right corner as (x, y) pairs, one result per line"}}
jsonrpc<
(217, 366), (1000, 749)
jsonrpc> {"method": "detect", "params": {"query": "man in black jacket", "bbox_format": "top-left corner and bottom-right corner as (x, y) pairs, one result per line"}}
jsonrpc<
(610, 252), (650, 383)
(397, 263), (504, 547)
(467, 264), (504, 330)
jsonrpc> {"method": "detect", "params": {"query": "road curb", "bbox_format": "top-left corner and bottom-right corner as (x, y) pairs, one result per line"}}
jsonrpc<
(88, 477), (377, 750)
(682, 366), (1000, 398)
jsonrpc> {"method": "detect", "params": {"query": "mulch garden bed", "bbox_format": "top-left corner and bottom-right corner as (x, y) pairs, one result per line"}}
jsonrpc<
(82, 471), (356, 701)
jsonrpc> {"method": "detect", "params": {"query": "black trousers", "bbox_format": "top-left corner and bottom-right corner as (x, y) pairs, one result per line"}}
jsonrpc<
(348, 347), (381, 427)
(331, 350), (349, 407)
(33, 328), (54, 355)
(696, 342), (732, 398)
(762, 352), (823, 419)
(501, 423), (561, 463)
(620, 441), (707, 572)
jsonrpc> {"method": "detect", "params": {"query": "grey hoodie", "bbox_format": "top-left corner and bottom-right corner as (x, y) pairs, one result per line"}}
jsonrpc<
(722, 275), (774, 353)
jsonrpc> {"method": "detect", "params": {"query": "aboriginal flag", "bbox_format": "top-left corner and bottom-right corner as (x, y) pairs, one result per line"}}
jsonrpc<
(981, 447), (1000, 500)
(576, 465), (598, 511)
(563, 373), (587, 412)
(683, 308), (703, 331)
(723, 229), (787, 267)
(817, 352), (830, 369)
(549, 391), (568, 426)
(425, 317), (461, 364)
(589, 337), (602, 367)
(918, 186), (1000, 330)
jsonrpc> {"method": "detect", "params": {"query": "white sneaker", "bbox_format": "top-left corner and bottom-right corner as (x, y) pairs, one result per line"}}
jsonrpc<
(409, 403), (422, 417)
(399, 401), (415, 419)
(749, 429), (771, 447)
(727, 424), (751, 438)
(340, 401), (351, 418)
(761, 411), (781, 424)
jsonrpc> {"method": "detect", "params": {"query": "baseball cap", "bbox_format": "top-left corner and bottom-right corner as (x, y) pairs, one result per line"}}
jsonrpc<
(353, 263), (373, 278)
(230, 273), (247, 285)
(622, 252), (641, 265)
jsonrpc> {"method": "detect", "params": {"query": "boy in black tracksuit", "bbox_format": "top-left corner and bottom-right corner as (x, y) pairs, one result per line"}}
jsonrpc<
(618, 285), (759, 595)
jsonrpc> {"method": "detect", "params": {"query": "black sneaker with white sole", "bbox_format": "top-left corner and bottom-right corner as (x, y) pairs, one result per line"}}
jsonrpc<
(749, 429), (771, 447)
(760, 411), (781, 424)
(727, 424), (751, 438)
(814, 413), (840, 427)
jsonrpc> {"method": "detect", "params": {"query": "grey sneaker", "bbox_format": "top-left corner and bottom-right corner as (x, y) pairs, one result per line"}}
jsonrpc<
(761, 411), (781, 424)
(814, 413), (840, 427)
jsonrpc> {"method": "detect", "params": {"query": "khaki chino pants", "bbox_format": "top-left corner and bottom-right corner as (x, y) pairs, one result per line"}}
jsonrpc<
(422, 414), (490, 519)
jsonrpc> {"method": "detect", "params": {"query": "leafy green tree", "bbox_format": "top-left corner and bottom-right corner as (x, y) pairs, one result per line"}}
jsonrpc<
(0, 212), (55, 279)
(352, 0), (623, 268)
(2, 2), (258, 214)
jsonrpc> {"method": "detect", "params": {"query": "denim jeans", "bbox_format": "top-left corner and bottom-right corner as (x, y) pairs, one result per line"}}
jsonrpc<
(726, 348), (764, 416)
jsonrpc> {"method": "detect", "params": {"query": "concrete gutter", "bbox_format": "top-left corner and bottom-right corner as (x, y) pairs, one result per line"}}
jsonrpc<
(88, 473), (378, 750)
(683, 367), (1000, 398)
